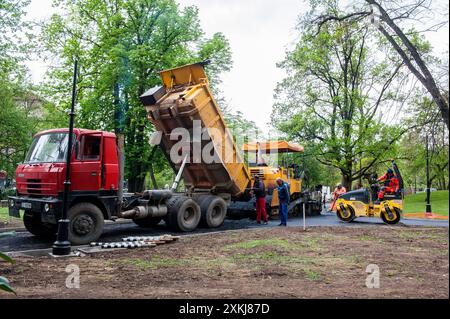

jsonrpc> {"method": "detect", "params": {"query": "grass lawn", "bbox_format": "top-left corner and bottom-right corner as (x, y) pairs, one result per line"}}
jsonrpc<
(404, 190), (449, 216)
(0, 207), (9, 222)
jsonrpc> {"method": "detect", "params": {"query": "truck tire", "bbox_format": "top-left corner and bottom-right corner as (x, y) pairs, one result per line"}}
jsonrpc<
(166, 196), (201, 232)
(68, 203), (104, 245)
(23, 212), (57, 238)
(198, 195), (227, 228)
(291, 204), (300, 217)
(133, 217), (162, 228)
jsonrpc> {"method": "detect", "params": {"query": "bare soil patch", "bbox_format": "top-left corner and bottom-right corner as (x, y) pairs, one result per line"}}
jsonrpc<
(1, 226), (448, 299)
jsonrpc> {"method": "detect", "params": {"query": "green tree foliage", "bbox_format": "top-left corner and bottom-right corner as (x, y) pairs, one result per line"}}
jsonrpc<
(0, 0), (38, 176)
(0, 0), (31, 76)
(0, 88), (34, 175)
(309, 0), (449, 129)
(222, 108), (264, 166)
(272, 1), (418, 189)
(399, 96), (449, 191)
(224, 110), (262, 144)
(40, 0), (233, 192)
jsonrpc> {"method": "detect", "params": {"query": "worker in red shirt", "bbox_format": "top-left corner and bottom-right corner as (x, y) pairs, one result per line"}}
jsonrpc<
(377, 168), (399, 201)
(330, 184), (347, 211)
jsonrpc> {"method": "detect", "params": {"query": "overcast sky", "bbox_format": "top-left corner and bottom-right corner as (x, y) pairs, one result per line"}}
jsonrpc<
(25, 0), (449, 134)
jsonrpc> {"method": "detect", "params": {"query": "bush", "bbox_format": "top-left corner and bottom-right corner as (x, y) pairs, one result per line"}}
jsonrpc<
(0, 232), (16, 294)
(0, 188), (16, 200)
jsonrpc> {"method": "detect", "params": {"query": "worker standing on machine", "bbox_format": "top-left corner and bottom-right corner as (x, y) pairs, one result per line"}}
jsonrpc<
(377, 167), (399, 201)
(330, 184), (347, 211)
(252, 175), (268, 225)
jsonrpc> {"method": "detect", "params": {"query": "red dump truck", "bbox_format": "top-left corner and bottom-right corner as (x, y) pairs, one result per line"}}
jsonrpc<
(8, 62), (321, 245)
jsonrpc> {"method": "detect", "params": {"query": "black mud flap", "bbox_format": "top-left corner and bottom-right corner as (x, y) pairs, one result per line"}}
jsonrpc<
(8, 205), (20, 218)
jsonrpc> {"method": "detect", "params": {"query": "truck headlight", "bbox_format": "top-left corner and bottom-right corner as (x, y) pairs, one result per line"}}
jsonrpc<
(44, 204), (50, 212)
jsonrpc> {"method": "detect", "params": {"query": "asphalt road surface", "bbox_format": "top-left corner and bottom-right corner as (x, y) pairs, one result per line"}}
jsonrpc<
(1, 212), (448, 253)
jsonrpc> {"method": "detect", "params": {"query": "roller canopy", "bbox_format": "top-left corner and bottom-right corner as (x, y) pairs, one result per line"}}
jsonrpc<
(243, 141), (305, 154)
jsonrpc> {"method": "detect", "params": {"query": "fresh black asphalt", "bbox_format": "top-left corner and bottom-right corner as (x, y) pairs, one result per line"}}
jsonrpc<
(1, 211), (448, 253)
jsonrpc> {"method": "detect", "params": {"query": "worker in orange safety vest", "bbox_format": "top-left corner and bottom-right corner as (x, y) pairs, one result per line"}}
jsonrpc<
(330, 184), (347, 211)
(377, 167), (399, 201)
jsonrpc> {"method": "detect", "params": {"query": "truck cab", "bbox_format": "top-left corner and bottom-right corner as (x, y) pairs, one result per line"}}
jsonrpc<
(9, 128), (120, 244)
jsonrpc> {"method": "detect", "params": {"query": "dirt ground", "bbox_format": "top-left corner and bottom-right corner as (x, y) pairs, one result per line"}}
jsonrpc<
(1, 226), (448, 299)
(0, 219), (23, 230)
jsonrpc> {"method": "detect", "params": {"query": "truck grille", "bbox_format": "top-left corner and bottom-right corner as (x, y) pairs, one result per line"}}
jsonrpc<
(27, 179), (42, 194)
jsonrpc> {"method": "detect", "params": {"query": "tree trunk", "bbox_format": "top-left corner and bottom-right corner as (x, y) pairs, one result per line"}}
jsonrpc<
(148, 146), (158, 189)
(149, 163), (158, 190)
(128, 176), (145, 193)
(368, 0), (450, 129)
(342, 173), (352, 191)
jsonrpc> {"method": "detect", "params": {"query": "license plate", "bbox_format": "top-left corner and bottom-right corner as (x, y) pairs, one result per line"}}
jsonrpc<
(21, 202), (32, 209)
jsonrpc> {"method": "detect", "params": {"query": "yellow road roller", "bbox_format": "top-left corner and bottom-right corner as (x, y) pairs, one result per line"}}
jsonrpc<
(335, 161), (403, 224)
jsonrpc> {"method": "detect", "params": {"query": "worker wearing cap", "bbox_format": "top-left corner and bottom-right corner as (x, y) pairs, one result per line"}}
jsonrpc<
(252, 175), (268, 225)
(377, 167), (399, 201)
(276, 178), (290, 226)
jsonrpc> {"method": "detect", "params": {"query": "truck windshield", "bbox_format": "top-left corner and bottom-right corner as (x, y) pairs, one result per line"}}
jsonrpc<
(25, 133), (70, 164)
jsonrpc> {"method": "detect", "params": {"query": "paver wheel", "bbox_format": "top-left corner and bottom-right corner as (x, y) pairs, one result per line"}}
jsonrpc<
(23, 211), (57, 238)
(166, 196), (201, 232)
(68, 203), (104, 245)
(198, 195), (227, 228)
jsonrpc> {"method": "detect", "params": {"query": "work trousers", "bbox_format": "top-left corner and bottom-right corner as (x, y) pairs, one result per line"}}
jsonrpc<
(256, 197), (268, 223)
(279, 201), (288, 225)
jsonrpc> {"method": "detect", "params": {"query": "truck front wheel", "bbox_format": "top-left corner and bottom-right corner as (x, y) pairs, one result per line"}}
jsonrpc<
(23, 212), (57, 238)
(166, 196), (201, 232)
(68, 203), (104, 245)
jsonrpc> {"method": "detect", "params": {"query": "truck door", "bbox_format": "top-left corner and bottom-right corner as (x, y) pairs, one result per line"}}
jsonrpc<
(71, 133), (103, 191)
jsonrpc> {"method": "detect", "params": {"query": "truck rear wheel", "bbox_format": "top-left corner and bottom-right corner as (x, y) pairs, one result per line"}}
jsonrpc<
(68, 203), (104, 245)
(133, 217), (162, 228)
(23, 212), (57, 238)
(166, 196), (201, 232)
(198, 195), (227, 228)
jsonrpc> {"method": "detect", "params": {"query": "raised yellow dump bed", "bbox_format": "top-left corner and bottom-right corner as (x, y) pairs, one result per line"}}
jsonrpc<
(141, 62), (252, 196)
